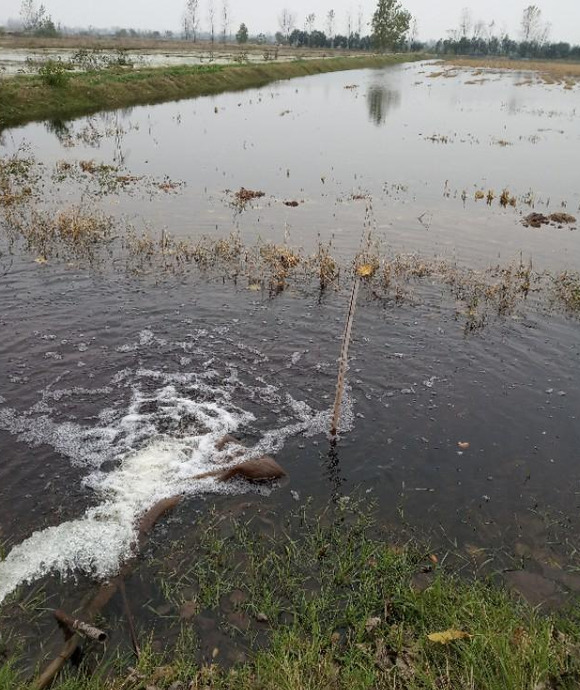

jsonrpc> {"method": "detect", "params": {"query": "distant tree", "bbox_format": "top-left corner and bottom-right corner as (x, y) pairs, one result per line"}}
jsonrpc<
(458, 7), (472, 38)
(345, 11), (353, 48)
(289, 28), (305, 46)
(207, 0), (216, 44)
(236, 23), (248, 44)
(521, 5), (550, 45)
(407, 17), (418, 50)
(255, 32), (268, 44)
(278, 8), (296, 44)
(20, 0), (58, 36)
(371, 0), (411, 52)
(357, 3), (365, 37)
(221, 0), (230, 43)
(305, 12), (316, 46)
(326, 9), (336, 47)
(182, 13), (190, 39)
(184, 0), (200, 41)
(309, 29), (327, 48)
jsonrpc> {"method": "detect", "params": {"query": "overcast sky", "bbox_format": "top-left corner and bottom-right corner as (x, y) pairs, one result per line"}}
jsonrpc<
(1, 0), (579, 44)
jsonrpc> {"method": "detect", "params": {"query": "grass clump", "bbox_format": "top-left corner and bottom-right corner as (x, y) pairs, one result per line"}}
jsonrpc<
(5, 204), (114, 261)
(4, 500), (580, 689)
(37, 58), (69, 87)
(554, 271), (580, 312)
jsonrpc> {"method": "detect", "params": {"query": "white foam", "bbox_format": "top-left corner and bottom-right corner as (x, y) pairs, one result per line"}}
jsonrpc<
(0, 351), (350, 604)
(0, 375), (254, 604)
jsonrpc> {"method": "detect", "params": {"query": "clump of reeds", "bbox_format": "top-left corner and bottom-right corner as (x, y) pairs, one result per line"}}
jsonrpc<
(500, 188), (517, 207)
(312, 238), (339, 291)
(553, 271), (580, 312)
(260, 243), (301, 294)
(3, 204), (113, 260)
(0, 150), (39, 208)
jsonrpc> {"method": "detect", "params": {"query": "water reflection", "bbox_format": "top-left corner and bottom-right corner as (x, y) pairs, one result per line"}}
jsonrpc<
(325, 442), (346, 502)
(366, 84), (401, 126)
(44, 118), (73, 144)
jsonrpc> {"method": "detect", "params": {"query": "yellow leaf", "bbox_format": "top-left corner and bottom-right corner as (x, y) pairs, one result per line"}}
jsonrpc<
(427, 629), (471, 644)
(35, 256), (48, 264)
(356, 263), (376, 278)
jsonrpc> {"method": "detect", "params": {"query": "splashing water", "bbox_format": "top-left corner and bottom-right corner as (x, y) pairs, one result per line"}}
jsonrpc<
(0, 362), (352, 604)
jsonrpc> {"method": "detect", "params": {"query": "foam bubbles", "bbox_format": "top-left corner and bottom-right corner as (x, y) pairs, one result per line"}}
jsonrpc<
(0, 371), (254, 604)
(0, 334), (345, 604)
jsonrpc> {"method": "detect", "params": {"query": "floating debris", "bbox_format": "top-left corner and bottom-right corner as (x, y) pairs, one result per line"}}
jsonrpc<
(522, 212), (576, 228)
(230, 187), (266, 210)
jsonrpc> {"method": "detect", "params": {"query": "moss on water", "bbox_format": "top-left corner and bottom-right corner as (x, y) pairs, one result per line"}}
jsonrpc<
(0, 55), (421, 130)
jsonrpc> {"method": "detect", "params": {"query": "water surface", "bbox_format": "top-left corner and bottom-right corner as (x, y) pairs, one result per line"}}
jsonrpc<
(1, 62), (580, 645)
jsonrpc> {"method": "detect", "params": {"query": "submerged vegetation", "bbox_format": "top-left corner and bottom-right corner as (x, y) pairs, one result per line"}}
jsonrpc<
(1, 147), (579, 326)
(439, 58), (580, 89)
(4, 500), (580, 689)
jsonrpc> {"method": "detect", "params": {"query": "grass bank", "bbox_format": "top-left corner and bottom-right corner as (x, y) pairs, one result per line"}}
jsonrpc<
(2, 500), (580, 689)
(0, 54), (420, 130)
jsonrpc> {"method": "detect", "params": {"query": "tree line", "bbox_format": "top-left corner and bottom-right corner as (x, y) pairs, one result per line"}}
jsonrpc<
(5, 0), (580, 62)
(436, 4), (580, 60)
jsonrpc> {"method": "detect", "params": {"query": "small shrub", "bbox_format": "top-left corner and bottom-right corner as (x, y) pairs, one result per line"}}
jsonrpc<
(38, 59), (69, 87)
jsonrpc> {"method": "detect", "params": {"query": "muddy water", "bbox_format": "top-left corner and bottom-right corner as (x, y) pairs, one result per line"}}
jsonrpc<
(4, 60), (579, 269)
(1, 61), (580, 658)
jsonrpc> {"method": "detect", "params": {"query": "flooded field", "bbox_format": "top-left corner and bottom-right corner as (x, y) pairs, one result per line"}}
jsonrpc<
(1, 60), (580, 670)
(0, 43), (327, 77)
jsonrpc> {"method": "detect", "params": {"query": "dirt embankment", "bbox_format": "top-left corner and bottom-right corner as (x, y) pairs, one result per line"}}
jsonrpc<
(0, 53), (422, 129)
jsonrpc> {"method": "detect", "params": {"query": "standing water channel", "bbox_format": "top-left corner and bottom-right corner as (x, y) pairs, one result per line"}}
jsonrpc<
(0, 60), (579, 666)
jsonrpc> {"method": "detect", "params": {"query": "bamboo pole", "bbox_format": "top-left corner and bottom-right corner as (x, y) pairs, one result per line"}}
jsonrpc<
(330, 276), (360, 438)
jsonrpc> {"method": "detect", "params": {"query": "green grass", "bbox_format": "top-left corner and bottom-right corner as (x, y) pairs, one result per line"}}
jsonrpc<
(0, 54), (422, 129)
(3, 499), (580, 689)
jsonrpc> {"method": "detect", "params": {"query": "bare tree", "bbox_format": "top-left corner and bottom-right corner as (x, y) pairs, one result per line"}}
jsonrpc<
(221, 0), (230, 44)
(472, 19), (486, 41)
(521, 4), (550, 44)
(182, 12), (190, 39)
(357, 3), (364, 37)
(327, 9), (336, 47)
(20, 0), (52, 34)
(346, 10), (353, 49)
(305, 12), (315, 34)
(184, 0), (200, 42)
(278, 8), (296, 43)
(207, 0), (216, 44)
(408, 17), (418, 48)
(458, 7), (472, 38)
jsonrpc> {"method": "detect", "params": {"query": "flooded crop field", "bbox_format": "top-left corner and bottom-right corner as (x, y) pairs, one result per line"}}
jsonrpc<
(0, 42), (331, 77)
(1, 60), (579, 672)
